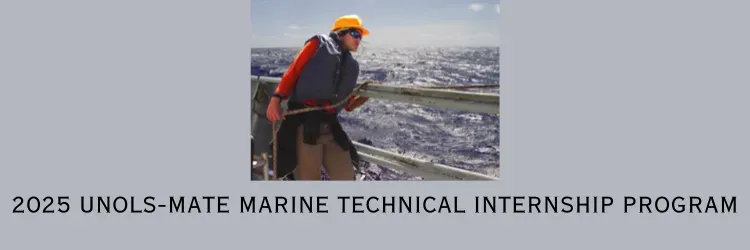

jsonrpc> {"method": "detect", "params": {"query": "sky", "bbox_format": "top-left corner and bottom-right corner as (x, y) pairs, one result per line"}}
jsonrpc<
(251, 0), (500, 48)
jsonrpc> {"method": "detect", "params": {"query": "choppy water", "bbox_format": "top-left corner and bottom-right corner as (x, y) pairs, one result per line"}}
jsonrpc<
(251, 47), (499, 180)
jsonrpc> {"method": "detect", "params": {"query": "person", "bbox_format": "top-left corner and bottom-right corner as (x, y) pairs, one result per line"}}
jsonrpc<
(265, 15), (373, 181)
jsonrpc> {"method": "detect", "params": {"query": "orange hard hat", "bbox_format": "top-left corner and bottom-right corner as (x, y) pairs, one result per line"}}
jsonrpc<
(331, 15), (370, 36)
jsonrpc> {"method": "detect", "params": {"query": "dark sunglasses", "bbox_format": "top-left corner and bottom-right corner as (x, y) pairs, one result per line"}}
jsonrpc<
(347, 29), (362, 39)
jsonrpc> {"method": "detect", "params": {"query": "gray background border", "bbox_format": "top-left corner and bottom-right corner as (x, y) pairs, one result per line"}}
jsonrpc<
(2, 0), (748, 249)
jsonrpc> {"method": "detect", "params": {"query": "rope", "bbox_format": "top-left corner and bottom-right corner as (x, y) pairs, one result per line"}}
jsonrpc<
(270, 80), (375, 180)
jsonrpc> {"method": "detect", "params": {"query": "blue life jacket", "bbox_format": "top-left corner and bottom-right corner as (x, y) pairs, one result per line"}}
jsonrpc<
(288, 32), (360, 113)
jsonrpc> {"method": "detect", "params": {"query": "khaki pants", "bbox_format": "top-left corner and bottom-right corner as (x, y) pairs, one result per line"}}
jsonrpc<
(294, 124), (354, 180)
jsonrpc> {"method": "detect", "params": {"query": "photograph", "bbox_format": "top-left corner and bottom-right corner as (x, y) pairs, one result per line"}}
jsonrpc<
(250, 0), (500, 181)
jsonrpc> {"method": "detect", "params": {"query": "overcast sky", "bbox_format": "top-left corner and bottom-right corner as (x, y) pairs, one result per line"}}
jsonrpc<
(251, 0), (500, 48)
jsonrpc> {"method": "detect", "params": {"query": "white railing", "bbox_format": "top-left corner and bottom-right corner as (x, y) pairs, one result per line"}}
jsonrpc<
(251, 75), (499, 181)
(353, 81), (499, 114)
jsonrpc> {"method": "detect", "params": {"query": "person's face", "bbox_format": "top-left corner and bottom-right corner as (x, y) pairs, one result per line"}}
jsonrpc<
(341, 29), (363, 51)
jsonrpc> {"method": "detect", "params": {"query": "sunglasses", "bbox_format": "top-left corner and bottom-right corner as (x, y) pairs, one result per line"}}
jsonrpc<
(347, 29), (362, 39)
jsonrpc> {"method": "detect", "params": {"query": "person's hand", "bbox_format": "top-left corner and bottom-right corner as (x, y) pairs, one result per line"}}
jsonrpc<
(345, 82), (381, 111)
(345, 96), (369, 111)
(266, 97), (284, 123)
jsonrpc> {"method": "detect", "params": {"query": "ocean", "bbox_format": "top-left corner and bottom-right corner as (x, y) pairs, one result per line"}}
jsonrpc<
(251, 46), (499, 180)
